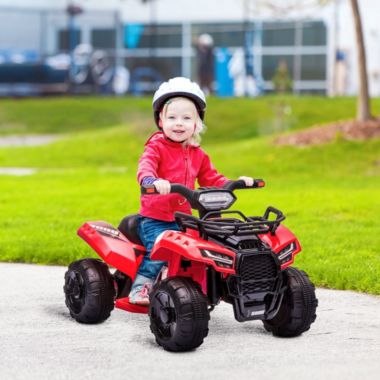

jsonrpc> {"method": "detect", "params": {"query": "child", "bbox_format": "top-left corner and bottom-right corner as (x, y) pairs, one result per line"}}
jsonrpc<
(129, 77), (253, 305)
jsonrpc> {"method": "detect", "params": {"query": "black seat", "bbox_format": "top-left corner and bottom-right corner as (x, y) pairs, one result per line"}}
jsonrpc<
(118, 214), (143, 245)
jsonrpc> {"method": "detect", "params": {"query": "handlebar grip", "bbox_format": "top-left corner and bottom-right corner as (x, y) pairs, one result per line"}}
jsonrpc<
(141, 185), (159, 194)
(141, 183), (195, 198)
(254, 179), (266, 188)
(223, 179), (265, 191)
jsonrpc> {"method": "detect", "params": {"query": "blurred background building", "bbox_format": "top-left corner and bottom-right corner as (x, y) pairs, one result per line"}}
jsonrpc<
(0, 0), (379, 97)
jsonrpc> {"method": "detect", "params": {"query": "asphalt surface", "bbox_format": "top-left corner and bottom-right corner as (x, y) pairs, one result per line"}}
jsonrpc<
(1, 262), (380, 380)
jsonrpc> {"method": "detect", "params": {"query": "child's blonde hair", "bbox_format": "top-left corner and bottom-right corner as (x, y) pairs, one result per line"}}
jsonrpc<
(159, 96), (205, 146)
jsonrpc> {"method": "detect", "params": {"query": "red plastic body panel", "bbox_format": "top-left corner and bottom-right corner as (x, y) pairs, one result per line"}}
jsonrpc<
(259, 224), (301, 270)
(78, 220), (301, 314)
(115, 297), (148, 314)
(151, 230), (236, 273)
(150, 230), (236, 294)
(77, 221), (146, 281)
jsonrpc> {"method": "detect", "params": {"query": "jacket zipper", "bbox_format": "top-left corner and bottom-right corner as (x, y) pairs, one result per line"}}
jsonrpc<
(179, 145), (189, 206)
(184, 145), (189, 187)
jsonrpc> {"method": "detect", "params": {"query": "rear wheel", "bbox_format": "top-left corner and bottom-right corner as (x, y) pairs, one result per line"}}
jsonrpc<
(149, 277), (209, 352)
(263, 267), (318, 337)
(64, 258), (115, 324)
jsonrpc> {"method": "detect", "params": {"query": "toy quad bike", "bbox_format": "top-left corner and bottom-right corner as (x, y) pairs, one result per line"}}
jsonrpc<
(64, 179), (318, 352)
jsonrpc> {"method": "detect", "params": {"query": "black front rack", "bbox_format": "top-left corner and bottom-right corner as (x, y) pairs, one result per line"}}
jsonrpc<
(175, 207), (285, 240)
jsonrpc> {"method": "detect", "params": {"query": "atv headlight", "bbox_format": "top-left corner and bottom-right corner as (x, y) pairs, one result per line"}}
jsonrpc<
(278, 242), (296, 264)
(201, 249), (234, 268)
(198, 191), (236, 210)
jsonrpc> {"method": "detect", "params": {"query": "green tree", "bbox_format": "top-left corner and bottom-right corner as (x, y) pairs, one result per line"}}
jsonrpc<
(272, 60), (293, 94)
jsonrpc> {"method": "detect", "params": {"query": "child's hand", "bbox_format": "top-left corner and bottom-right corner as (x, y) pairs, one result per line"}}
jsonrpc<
(238, 176), (254, 187)
(154, 179), (171, 194)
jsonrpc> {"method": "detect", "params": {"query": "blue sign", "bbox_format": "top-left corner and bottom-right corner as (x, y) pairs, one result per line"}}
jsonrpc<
(215, 47), (233, 97)
(124, 24), (144, 49)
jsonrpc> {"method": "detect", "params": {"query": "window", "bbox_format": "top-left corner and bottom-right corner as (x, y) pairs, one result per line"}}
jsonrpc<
(192, 23), (246, 47)
(302, 21), (326, 46)
(262, 55), (294, 81)
(262, 22), (296, 47)
(58, 29), (81, 52)
(127, 24), (182, 48)
(301, 55), (326, 80)
(91, 29), (116, 49)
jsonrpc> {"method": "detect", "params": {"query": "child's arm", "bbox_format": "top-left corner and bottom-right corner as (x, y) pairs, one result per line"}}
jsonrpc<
(138, 146), (171, 194)
(137, 144), (160, 184)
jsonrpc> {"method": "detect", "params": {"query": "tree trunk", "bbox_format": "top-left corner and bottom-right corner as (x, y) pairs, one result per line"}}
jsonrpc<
(350, 0), (371, 121)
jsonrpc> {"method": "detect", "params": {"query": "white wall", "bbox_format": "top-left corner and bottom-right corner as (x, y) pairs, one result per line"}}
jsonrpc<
(0, 0), (251, 20)
(0, 11), (42, 50)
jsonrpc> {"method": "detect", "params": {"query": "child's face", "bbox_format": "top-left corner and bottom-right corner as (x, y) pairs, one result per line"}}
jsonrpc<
(160, 98), (198, 144)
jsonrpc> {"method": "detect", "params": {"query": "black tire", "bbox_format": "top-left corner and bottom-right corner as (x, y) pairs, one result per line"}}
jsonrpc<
(64, 258), (115, 324)
(263, 267), (318, 337)
(149, 277), (209, 352)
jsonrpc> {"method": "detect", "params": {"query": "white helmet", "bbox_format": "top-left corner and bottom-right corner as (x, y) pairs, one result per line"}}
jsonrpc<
(152, 77), (206, 127)
(198, 33), (214, 46)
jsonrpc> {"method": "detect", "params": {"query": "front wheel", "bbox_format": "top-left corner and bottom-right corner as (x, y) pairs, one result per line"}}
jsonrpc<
(149, 277), (210, 352)
(64, 258), (115, 324)
(263, 267), (318, 337)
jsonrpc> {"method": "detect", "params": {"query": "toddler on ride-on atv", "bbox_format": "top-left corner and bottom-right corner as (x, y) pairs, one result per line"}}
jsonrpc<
(64, 86), (318, 350)
(129, 77), (253, 305)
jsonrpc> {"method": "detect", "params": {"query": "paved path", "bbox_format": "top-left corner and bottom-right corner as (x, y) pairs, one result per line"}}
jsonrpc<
(1, 263), (380, 380)
(0, 135), (57, 147)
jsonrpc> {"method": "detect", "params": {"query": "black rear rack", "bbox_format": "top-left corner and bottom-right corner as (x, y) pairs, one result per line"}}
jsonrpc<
(175, 207), (285, 240)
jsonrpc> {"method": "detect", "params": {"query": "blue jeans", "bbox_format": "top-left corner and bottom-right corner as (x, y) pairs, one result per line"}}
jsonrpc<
(137, 216), (180, 279)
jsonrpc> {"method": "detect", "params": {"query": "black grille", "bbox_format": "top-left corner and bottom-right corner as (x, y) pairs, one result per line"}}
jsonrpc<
(238, 240), (263, 250)
(239, 253), (278, 293)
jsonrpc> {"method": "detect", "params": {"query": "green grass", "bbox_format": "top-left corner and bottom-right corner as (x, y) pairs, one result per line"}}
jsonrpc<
(0, 96), (151, 135)
(1, 96), (380, 295)
(2, 95), (380, 140)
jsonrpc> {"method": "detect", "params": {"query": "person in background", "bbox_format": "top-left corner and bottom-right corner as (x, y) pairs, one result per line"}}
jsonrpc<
(196, 34), (215, 95)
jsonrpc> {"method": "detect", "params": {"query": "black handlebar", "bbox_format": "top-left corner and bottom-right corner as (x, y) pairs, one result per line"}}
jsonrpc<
(223, 179), (265, 191)
(141, 179), (265, 196)
(141, 183), (199, 209)
(141, 183), (194, 198)
(140, 179), (284, 234)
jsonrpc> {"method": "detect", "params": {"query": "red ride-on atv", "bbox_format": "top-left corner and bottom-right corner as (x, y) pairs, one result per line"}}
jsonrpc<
(64, 179), (318, 352)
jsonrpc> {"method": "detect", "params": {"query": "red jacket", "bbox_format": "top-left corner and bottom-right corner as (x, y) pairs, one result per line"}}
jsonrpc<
(137, 132), (229, 221)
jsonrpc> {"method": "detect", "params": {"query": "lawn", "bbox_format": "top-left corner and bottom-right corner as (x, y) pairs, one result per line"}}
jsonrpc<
(1, 96), (380, 295)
